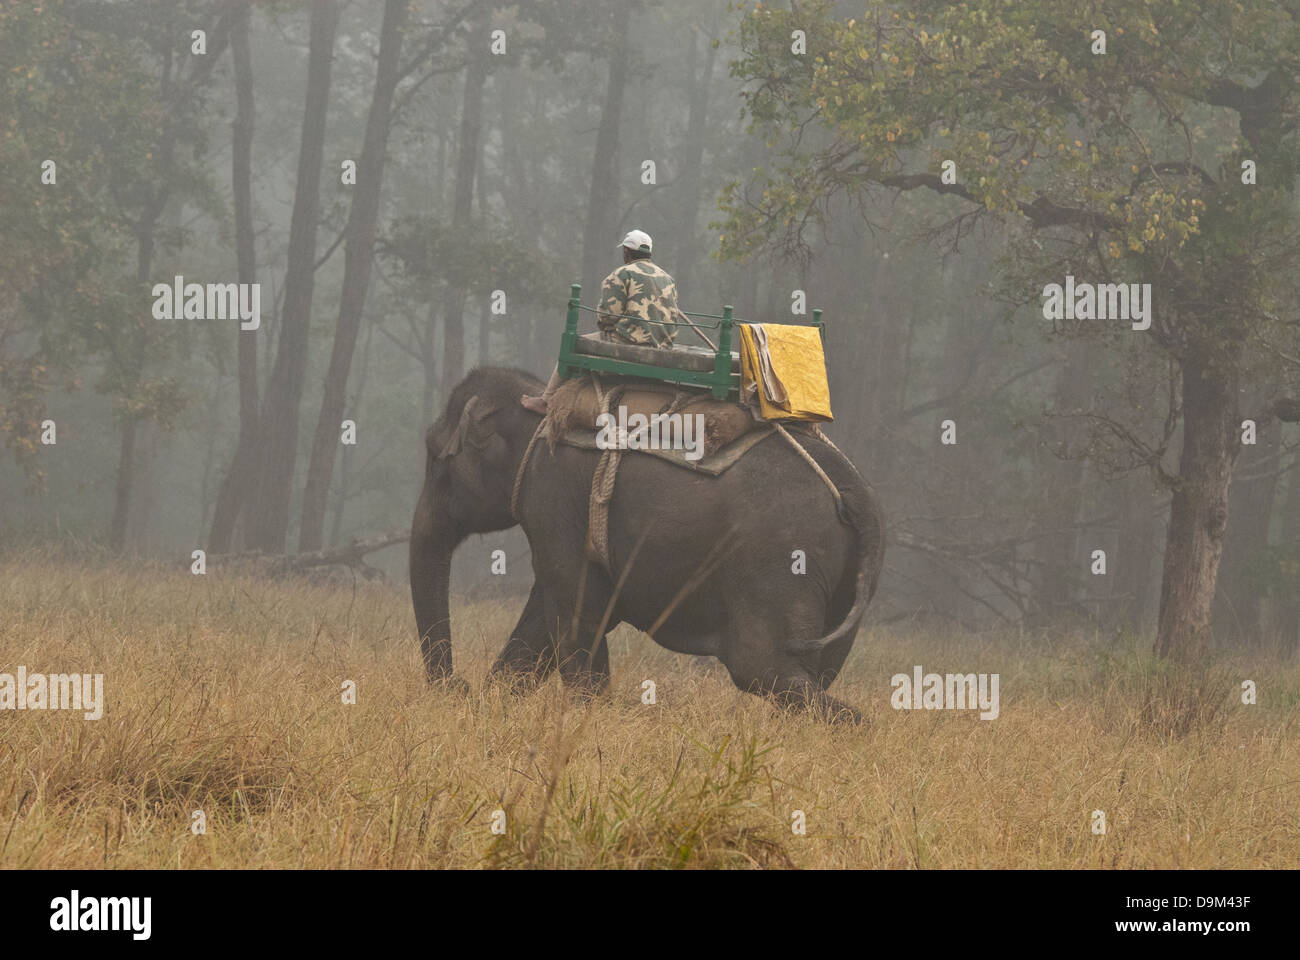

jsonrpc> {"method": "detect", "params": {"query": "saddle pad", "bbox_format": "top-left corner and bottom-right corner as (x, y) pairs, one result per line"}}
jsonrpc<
(546, 376), (759, 456)
(554, 425), (776, 476)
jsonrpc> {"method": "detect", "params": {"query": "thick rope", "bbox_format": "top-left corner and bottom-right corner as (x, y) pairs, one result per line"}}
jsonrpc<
(511, 417), (548, 522)
(588, 370), (608, 408)
(586, 381), (628, 568)
(773, 421), (845, 519)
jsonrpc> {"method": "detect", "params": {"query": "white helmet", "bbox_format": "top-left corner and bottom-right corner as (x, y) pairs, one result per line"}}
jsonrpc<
(618, 229), (653, 254)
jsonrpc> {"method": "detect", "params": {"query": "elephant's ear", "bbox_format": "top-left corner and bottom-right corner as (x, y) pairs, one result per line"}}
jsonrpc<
(441, 395), (498, 457)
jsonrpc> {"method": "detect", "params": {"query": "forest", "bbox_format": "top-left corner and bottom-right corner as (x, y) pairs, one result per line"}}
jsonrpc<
(5, 0), (1300, 657)
(2, 0), (1300, 880)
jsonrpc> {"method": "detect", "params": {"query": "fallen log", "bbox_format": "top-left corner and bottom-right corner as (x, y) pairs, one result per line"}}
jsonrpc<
(289, 527), (410, 570)
(196, 527), (410, 580)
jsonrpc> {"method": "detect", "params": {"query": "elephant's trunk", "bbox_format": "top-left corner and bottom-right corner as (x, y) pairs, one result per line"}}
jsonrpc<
(410, 476), (458, 681)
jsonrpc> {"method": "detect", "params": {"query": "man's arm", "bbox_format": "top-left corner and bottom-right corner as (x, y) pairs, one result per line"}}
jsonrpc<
(595, 268), (628, 331)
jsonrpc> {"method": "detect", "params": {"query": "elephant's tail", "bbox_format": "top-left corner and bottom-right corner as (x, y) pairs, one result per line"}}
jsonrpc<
(786, 431), (885, 656)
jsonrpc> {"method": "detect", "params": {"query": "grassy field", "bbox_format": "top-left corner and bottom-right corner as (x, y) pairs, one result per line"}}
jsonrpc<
(1, 554), (1297, 869)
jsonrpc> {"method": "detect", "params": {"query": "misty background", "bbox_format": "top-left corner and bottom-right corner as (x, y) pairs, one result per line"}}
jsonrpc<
(2, 0), (1298, 650)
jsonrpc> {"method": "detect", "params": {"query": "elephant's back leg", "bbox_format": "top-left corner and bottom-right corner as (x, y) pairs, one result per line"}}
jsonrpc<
(719, 593), (863, 724)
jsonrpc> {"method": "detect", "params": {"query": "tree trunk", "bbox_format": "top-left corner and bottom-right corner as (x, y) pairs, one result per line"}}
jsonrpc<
(579, 2), (631, 302)
(328, 319), (375, 548)
(298, 0), (407, 552)
(1154, 339), (1241, 659)
(670, 24), (717, 295)
(421, 302), (438, 427)
(209, 0), (259, 553)
(478, 298), (492, 367)
(246, 0), (340, 553)
(1278, 456), (1300, 651)
(518, 82), (557, 372)
(109, 418), (137, 553)
(441, 13), (490, 400)
(127, 420), (163, 549)
(1216, 403), (1279, 637)
(110, 214), (162, 553)
(499, 67), (541, 370)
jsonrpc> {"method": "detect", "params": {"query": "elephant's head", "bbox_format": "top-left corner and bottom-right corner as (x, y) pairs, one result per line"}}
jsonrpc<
(410, 366), (544, 681)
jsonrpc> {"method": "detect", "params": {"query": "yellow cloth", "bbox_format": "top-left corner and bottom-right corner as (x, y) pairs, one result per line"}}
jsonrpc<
(737, 323), (833, 422)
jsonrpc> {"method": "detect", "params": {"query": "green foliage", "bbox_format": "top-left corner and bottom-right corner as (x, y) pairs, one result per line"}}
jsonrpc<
(0, 0), (156, 483)
(0, 0), (225, 485)
(718, 0), (1300, 565)
(484, 732), (791, 868)
(719, 0), (1300, 334)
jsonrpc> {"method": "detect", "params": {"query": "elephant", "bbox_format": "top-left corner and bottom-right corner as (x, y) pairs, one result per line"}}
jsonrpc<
(410, 366), (885, 722)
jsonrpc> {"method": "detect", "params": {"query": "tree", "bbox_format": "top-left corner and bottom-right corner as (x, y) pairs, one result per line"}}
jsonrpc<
(207, 0), (258, 554)
(0, 0), (230, 544)
(298, 0), (408, 552)
(0, 0), (145, 487)
(440, 9), (492, 396)
(579, 0), (631, 300)
(108, 1), (234, 553)
(670, 7), (721, 295)
(721, 0), (1300, 659)
(245, 0), (340, 553)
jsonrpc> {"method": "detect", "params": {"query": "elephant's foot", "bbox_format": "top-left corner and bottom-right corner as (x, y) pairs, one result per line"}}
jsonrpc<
(763, 677), (866, 725)
(552, 620), (612, 701)
(558, 661), (611, 701)
(486, 659), (554, 694)
(562, 678), (611, 707)
(490, 585), (557, 692)
(808, 693), (866, 726)
(427, 671), (471, 695)
(420, 636), (462, 688)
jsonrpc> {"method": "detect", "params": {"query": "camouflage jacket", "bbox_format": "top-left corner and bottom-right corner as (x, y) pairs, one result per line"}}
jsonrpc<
(596, 259), (682, 347)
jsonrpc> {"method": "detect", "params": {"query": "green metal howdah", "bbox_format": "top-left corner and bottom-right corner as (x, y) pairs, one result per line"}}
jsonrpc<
(555, 282), (824, 401)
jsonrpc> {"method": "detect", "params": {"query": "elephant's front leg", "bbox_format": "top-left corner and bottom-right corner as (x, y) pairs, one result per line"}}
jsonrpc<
(489, 582), (558, 689)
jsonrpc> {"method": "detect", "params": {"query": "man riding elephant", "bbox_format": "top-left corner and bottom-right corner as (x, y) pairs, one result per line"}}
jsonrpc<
(521, 229), (683, 414)
(415, 363), (885, 723)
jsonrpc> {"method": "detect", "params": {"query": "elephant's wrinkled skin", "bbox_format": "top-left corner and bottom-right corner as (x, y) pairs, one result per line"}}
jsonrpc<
(411, 367), (885, 721)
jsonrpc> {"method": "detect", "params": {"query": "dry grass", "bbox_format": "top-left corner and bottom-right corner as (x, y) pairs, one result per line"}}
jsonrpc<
(1, 554), (1297, 868)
